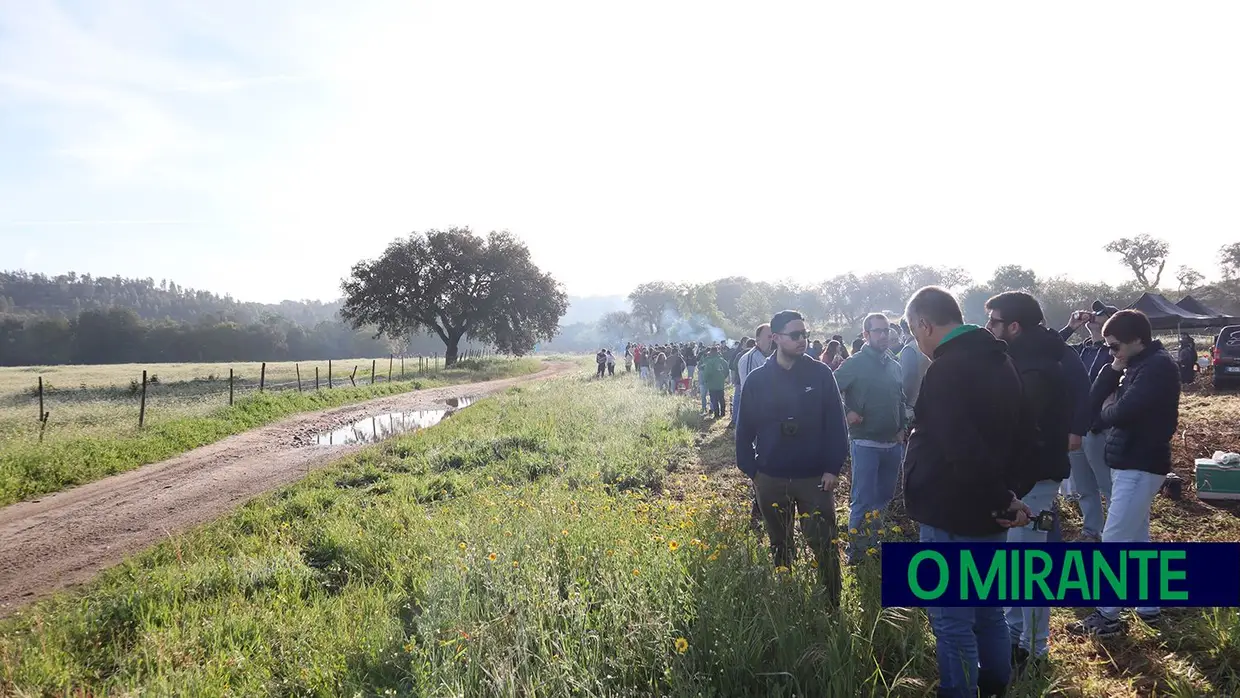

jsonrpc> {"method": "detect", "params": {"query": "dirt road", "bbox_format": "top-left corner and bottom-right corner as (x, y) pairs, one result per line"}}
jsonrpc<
(0, 361), (576, 617)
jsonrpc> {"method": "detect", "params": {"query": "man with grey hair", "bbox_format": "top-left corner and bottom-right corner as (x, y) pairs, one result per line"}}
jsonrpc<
(902, 286), (1033, 698)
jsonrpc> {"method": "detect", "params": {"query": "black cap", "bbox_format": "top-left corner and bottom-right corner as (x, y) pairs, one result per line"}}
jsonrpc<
(1091, 300), (1119, 317)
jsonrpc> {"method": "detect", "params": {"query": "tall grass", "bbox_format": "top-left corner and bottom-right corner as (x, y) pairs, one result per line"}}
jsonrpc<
(3, 372), (1239, 696)
(0, 358), (541, 507)
(0, 373), (944, 697)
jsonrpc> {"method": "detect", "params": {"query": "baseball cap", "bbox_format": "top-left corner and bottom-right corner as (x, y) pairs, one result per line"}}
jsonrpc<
(1091, 300), (1119, 317)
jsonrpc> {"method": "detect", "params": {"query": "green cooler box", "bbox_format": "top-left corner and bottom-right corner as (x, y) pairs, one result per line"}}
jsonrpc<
(1195, 459), (1240, 500)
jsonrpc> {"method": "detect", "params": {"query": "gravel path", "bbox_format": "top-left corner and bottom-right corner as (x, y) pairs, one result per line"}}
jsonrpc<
(0, 361), (575, 617)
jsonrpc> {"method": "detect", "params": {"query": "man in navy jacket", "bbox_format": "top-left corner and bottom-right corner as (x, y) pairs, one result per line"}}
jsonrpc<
(1059, 302), (1119, 541)
(736, 309), (849, 604)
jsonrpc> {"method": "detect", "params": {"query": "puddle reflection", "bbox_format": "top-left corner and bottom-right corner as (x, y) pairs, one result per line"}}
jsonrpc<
(312, 397), (474, 446)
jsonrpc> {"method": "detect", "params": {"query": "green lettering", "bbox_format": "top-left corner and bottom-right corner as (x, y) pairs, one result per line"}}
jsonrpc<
(962, 550), (1005, 601)
(1129, 550), (1158, 601)
(1093, 550), (1127, 601)
(1023, 550), (1055, 601)
(1010, 548), (1020, 601)
(1058, 550), (1090, 600)
(909, 551), (949, 600)
(1159, 550), (1188, 601)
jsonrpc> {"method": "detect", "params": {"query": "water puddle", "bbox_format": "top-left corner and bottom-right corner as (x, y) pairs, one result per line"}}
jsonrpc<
(310, 397), (475, 446)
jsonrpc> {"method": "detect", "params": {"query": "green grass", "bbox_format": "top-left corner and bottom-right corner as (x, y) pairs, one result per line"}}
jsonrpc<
(3, 371), (1240, 696)
(0, 357), (542, 507)
(0, 371), (929, 697)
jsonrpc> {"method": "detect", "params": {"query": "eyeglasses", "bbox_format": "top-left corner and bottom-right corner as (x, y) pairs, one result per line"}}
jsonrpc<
(780, 331), (810, 341)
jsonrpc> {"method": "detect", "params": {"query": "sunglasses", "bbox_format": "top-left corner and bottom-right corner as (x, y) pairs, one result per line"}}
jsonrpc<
(780, 331), (810, 341)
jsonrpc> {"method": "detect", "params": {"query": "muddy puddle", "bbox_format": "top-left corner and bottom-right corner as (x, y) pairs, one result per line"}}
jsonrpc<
(308, 397), (475, 446)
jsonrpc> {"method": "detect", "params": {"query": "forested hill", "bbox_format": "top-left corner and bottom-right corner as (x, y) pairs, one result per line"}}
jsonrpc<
(0, 271), (342, 326)
(0, 271), (491, 367)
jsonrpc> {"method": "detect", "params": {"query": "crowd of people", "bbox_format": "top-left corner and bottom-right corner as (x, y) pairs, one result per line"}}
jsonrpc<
(602, 286), (1185, 698)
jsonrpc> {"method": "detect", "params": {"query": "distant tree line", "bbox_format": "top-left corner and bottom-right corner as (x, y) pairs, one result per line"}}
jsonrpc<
(542, 236), (1240, 352)
(0, 280), (489, 367)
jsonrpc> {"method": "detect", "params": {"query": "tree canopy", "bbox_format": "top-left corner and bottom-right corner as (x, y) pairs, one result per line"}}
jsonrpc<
(340, 228), (567, 365)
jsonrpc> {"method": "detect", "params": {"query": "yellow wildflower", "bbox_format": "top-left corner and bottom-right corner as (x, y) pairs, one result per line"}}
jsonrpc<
(774, 566), (790, 574)
(668, 540), (680, 552)
(487, 552), (497, 562)
(458, 542), (467, 550)
(674, 637), (689, 654)
(867, 547), (879, 556)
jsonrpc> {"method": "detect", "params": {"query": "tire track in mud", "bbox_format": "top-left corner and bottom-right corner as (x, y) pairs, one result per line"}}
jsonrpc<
(0, 361), (576, 617)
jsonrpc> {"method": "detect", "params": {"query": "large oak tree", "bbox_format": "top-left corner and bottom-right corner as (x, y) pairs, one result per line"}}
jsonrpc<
(340, 227), (568, 365)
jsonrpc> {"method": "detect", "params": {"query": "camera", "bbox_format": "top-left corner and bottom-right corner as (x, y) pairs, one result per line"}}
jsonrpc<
(780, 417), (799, 437)
(995, 508), (1056, 532)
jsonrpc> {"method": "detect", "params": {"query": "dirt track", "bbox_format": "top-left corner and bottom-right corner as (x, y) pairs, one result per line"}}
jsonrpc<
(0, 361), (575, 617)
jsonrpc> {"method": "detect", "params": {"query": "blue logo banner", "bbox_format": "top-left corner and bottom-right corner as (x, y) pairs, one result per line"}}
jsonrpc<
(880, 542), (1240, 607)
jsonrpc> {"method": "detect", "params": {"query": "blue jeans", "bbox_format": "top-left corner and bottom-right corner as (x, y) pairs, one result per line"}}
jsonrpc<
(1070, 430), (1113, 538)
(1005, 479), (1060, 657)
(920, 524), (1012, 698)
(1097, 469), (1166, 619)
(687, 365), (696, 381)
(847, 442), (903, 559)
(699, 375), (709, 411)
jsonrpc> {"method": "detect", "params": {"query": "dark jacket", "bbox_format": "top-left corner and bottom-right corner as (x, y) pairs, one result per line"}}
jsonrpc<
(1178, 343), (1198, 384)
(669, 354), (686, 378)
(1005, 326), (1074, 491)
(1088, 341), (1180, 476)
(903, 327), (1026, 537)
(1061, 342), (1093, 437)
(735, 354), (850, 479)
(684, 346), (698, 367)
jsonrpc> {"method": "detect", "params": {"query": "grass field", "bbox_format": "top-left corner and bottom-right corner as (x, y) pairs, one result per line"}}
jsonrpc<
(0, 356), (541, 507)
(2, 369), (1239, 696)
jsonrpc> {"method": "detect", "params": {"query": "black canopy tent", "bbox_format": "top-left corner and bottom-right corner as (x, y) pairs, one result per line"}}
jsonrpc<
(1176, 295), (1222, 317)
(1123, 293), (1237, 331)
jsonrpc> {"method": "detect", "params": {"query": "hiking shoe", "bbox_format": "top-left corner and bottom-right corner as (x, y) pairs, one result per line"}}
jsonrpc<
(1067, 611), (1123, 638)
(1077, 531), (1102, 543)
(1134, 610), (1162, 625)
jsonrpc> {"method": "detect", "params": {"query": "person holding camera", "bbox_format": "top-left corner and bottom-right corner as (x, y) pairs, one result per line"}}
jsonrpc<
(735, 310), (849, 604)
(1068, 309), (1180, 638)
(1059, 302), (1119, 542)
(984, 291), (1084, 668)
(902, 287), (1034, 698)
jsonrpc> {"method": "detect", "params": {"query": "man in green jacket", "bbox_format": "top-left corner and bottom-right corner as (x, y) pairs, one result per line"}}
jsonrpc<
(833, 312), (908, 563)
(698, 347), (730, 419)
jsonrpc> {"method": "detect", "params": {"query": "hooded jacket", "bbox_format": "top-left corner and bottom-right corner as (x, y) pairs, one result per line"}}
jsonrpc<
(1005, 326), (1075, 490)
(903, 326), (1027, 537)
(1088, 340), (1180, 476)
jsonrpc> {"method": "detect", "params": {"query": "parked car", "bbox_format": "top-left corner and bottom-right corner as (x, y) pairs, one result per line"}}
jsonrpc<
(1212, 325), (1240, 389)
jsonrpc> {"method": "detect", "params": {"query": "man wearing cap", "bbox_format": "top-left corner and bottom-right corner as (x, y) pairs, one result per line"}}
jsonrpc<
(1059, 301), (1118, 543)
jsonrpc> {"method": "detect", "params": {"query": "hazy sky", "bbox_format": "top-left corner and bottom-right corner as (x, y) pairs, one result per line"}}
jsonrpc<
(2, 1), (1238, 303)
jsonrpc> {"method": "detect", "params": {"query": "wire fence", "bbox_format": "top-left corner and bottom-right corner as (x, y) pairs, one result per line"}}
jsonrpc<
(25, 348), (502, 438)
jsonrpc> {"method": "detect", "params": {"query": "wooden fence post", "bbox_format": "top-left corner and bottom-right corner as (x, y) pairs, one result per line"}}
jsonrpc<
(371, 359), (377, 385)
(388, 354), (393, 382)
(315, 366), (320, 391)
(350, 365), (358, 387)
(229, 368), (234, 406)
(328, 360), (333, 388)
(139, 370), (148, 428)
(37, 376), (44, 422)
(401, 356), (405, 377)
(260, 362), (267, 392)
(296, 364), (302, 392)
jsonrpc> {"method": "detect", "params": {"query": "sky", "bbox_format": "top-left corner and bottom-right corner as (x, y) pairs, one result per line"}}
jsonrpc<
(1, 0), (1238, 304)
